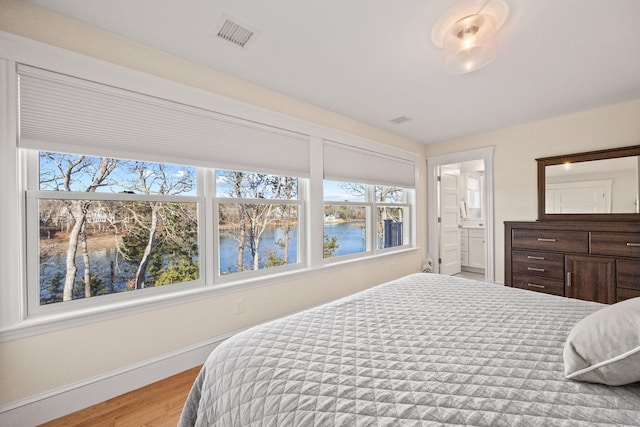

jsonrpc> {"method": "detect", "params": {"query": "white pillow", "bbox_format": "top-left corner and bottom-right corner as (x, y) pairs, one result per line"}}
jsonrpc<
(564, 297), (640, 386)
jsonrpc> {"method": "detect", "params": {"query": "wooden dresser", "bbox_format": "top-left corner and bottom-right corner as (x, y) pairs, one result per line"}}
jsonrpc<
(505, 221), (640, 304)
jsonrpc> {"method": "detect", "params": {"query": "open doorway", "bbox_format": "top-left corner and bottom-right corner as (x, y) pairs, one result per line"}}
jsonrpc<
(427, 147), (494, 283)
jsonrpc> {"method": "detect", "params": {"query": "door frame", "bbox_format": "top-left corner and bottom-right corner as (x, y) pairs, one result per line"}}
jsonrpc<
(427, 147), (495, 282)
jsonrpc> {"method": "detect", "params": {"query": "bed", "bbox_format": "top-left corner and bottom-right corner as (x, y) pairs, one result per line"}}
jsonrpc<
(179, 273), (640, 426)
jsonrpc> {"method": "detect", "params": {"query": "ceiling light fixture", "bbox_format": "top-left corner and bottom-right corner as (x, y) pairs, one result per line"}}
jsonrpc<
(431, 0), (509, 74)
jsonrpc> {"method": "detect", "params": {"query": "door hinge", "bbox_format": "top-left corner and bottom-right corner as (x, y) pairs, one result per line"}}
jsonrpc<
(438, 258), (442, 264)
(437, 217), (441, 223)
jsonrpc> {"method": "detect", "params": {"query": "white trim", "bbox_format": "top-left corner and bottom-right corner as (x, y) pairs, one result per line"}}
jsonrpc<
(216, 197), (302, 205)
(203, 168), (216, 301)
(0, 333), (228, 426)
(0, 57), (24, 328)
(27, 189), (201, 203)
(427, 147), (495, 282)
(308, 137), (325, 268)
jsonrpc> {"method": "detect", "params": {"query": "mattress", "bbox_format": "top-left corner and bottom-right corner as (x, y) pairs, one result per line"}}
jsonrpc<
(179, 273), (640, 426)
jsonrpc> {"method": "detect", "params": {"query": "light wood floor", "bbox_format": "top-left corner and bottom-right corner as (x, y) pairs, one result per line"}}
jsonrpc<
(39, 366), (201, 427)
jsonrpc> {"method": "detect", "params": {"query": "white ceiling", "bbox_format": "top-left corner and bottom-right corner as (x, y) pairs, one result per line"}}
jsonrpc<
(23, 0), (640, 144)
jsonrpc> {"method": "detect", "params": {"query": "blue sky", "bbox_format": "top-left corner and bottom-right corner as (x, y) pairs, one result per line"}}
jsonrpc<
(40, 152), (367, 201)
(323, 181), (364, 202)
(39, 152), (197, 195)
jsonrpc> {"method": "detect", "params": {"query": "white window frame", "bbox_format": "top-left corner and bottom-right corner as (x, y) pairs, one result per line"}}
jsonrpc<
(213, 171), (307, 282)
(374, 186), (412, 252)
(23, 150), (207, 318)
(23, 149), (313, 317)
(323, 181), (413, 263)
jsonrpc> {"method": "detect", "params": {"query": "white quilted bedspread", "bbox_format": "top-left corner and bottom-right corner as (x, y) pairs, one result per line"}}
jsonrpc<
(179, 273), (640, 426)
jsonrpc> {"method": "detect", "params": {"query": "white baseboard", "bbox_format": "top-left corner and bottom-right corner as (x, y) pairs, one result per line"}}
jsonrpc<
(0, 332), (232, 426)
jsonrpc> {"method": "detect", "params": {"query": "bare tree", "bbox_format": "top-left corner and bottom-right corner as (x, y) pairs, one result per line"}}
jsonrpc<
(234, 172), (246, 272)
(119, 161), (194, 289)
(218, 171), (296, 272)
(338, 182), (366, 200)
(246, 203), (276, 270)
(272, 176), (297, 264)
(40, 153), (118, 301)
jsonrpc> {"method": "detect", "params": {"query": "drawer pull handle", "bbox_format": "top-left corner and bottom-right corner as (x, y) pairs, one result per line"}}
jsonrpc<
(627, 243), (640, 247)
(527, 283), (545, 289)
(527, 267), (545, 272)
(537, 238), (556, 242)
(567, 272), (572, 287)
(527, 255), (545, 260)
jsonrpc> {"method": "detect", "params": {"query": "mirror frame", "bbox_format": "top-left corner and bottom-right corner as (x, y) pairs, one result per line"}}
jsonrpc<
(537, 144), (640, 221)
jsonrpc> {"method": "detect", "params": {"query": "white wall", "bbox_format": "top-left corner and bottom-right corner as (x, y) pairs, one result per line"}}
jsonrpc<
(0, 0), (427, 419)
(425, 98), (640, 284)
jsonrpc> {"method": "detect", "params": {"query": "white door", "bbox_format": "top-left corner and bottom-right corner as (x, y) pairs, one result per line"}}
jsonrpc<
(439, 171), (461, 275)
(427, 148), (494, 282)
(546, 180), (611, 213)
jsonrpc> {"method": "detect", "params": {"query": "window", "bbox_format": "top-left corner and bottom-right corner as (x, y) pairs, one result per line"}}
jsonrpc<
(322, 141), (415, 260)
(28, 152), (311, 314)
(323, 181), (411, 259)
(464, 172), (483, 219)
(375, 186), (409, 250)
(215, 170), (303, 276)
(29, 151), (201, 313)
(13, 64), (416, 325)
(323, 181), (367, 258)
(17, 64), (312, 319)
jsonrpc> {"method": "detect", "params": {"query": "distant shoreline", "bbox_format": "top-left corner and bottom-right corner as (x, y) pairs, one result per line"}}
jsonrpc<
(40, 231), (123, 255)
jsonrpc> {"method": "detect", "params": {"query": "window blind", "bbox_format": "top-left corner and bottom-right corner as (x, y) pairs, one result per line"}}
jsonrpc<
(18, 65), (310, 177)
(323, 140), (416, 188)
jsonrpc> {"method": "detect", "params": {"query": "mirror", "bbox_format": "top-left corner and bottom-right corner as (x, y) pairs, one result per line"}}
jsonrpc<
(537, 145), (640, 221)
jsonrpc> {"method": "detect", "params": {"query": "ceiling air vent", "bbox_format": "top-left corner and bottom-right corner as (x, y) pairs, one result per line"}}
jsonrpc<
(217, 17), (257, 49)
(390, 116), (411, 125)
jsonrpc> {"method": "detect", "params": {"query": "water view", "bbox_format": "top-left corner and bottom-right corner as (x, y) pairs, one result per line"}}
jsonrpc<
(323, 222), (366, 256)
(35, 152), (403, 306)
(40, 222), (368, 303)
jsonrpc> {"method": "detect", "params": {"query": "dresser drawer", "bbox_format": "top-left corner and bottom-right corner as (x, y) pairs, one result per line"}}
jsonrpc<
(591, 232), (640, 258)
(617, 259), (640, 291)
(617, 287), (640, 302)
(512, 229), (589, 253)
(512, 274), (565, 296)
(512, 250), (564, 279)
